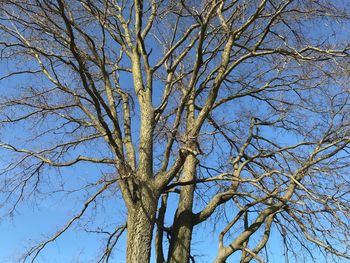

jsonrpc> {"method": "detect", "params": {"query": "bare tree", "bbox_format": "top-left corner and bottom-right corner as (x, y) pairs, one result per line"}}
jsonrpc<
(1, 0), (350, 262)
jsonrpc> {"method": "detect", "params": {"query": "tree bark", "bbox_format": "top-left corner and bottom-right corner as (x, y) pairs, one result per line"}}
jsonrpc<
(126, 186), (158, 263)
(167, 212), (194, 263)
(155, 194), (168, 263)
(214, 254), (227, 263)
(167, 155), (196, 263)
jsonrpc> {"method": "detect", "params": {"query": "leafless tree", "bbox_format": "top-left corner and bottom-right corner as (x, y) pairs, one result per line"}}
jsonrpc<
(1, 0), (350, 262)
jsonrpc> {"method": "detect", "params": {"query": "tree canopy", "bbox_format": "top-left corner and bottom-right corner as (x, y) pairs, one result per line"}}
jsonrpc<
(0, 0), (350, 262)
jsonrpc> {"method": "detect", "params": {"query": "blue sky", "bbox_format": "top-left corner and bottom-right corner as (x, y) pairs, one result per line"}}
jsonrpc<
(0, 198), (287, 263)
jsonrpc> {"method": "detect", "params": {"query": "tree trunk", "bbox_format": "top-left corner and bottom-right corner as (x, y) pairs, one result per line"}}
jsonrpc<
(155, 194), (168, 263)
(126, 188), (158, 263)
(167, 89), (197, 263)
(167, 210), (194, 263)
(167, 155), (196, 263)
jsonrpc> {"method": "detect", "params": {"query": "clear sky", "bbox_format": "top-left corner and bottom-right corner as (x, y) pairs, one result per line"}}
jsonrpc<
(0, 197), (288, 263)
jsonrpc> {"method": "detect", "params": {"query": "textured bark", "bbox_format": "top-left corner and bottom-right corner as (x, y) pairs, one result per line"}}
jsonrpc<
(155, 194), (168, 263)
(167, 216), (194, 263)
(167, 155), (197, 263)
(126, 185), (158, 263)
